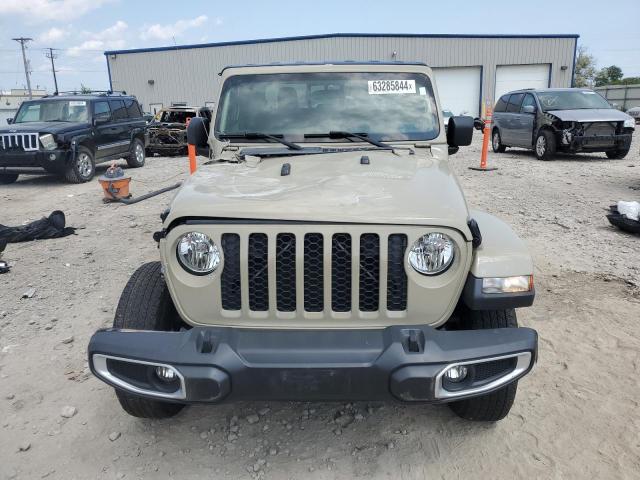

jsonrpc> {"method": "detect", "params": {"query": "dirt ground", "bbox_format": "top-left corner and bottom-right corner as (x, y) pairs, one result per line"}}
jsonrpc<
(1, 133), (639, 480)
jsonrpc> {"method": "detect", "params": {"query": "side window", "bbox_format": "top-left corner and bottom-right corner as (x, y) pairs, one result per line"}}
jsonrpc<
(494, 95), (509, 113)
(506, 93), (524, 113)
(93, 101), (110, 119)
(521, 94), (536, 112)
(125, 99), (142, 118)
(109, 100), (127, 120)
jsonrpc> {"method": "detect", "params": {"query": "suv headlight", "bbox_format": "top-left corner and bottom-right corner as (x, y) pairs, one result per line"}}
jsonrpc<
(408, 233), (455, 275)
(623, 118), (635, 129)
(39, 134), (57, 150)
(176, 232), (220, 275)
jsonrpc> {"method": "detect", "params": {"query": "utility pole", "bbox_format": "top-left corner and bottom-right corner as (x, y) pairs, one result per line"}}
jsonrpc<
(45, 48), (59, 94)
(12, 37), (33, 99)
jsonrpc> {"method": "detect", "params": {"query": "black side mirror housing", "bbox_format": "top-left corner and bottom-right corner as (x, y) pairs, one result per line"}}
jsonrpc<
(6, 118), (13, 125)
(187, 116), (210, 147)
(447, 116), (474, 152)
(93, 116), (110, 126)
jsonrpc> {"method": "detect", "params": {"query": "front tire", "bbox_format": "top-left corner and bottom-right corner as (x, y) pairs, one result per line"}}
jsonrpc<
(126, 138), (146, 168)
(0, 173), (19, 184)
(606, 147), (630, 160)
(534, 130), (556, 161)
(112, 262), (185, 419)
(64, 146), (95, 183)
(448, 309), (519, 422)
(492, 129), (506, 153)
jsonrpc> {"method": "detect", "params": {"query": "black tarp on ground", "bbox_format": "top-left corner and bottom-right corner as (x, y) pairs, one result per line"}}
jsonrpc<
(0, 211), (77, 243)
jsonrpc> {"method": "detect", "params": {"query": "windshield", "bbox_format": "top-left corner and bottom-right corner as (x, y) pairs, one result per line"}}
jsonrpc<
(14, 100), (89, 123)
(537, 90), (611, 111)
(215, 72), (440, 142)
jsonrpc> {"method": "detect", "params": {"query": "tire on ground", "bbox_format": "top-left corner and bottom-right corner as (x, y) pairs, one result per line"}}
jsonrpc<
(448, 309), (520, 422)
(126, 138), (146, 168)
(64, 145), (96, 183)
(112, 261), (185, 419)
(492, 129), (506, 153)
(0, 173), (19, 184)
(534, 129), (556, 161)
(606, 147), (630, 160)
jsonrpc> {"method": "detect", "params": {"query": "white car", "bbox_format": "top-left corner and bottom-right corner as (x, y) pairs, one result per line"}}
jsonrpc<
(627, 106), (640, 124)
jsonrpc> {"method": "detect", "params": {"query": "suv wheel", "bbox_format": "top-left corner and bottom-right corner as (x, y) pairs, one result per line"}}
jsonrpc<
(448, 309), (519, 422)
(64, 146), (95, 183)
(112, 262), (185, 419)
(605, 147), (630, 160)
(0, 173), (19, 184)
(492, 129), (506, 153)
(126, 138), (146, 168)
(534, 130), (556, 161)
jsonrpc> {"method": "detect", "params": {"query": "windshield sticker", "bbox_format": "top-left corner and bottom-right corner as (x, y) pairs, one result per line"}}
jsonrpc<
(69, 101), (87, 107)
(368, 80), (416, 95)
(418, 87), (427, 96)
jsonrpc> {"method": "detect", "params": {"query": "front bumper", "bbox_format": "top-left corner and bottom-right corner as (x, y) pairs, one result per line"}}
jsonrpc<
(88, 324), (537, 404)
(0, 149), (71, 174)
(568, 132), (632, 151)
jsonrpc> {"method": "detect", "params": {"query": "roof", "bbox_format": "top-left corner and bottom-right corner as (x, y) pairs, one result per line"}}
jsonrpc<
(104, 32), (580, 56)
(218, 60), (430, 75)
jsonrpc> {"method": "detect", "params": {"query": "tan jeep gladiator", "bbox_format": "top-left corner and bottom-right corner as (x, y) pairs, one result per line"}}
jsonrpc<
(89, 62), (538, 422)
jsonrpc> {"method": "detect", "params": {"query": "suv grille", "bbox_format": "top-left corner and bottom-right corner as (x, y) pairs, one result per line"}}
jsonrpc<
(219, 231), (409, 314)
(0, 133), (39, 152)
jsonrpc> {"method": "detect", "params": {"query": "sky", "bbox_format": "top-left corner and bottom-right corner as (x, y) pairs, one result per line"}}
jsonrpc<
(0, 0), (638, 93)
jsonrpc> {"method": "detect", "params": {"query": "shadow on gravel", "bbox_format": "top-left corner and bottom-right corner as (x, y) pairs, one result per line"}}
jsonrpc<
(3, 161), (132, 188)
(497, 148), (615, 163)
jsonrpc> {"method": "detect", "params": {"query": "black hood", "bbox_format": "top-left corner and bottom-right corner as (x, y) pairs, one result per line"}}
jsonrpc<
(0, 121), (90, 135)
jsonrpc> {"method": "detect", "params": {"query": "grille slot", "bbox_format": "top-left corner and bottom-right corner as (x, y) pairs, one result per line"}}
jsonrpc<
(220, 234), (241, 310)
(248, 233), (269, 311)
(275, 233), (296, 312)
(387, 234), (408, 311)
(359, 234), (380, 312)
(304, 233), (324, 312)
(331, 233), (352, 312)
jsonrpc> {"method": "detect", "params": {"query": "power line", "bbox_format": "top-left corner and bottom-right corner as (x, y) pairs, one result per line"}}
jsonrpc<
(45, 48), (59, 94)
(12, 37), (33, 99)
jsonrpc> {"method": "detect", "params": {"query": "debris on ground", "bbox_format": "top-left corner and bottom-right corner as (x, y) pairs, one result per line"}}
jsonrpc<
(607, 201), (640, 234)
(0, 211), (77, 244)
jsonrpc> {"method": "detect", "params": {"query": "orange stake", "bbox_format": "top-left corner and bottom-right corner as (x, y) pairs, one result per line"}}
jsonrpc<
(470, 103), (497, 172)
(188, 144), (197, 174)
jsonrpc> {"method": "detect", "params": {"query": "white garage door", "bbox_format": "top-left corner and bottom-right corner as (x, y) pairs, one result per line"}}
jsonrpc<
(494, 64), (550, 102)
(432, 67), (481, 117)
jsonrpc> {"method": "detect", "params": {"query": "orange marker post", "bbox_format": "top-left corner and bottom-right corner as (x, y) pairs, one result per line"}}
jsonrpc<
(185, 116), (197, 174)
(470, 101), (497, 172)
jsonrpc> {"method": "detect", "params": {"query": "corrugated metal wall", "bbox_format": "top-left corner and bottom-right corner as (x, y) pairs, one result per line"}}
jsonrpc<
(107, 35), (577, 112)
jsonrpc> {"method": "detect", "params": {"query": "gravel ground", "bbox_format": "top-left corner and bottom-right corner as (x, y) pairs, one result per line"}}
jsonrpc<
(1, 133), (639, 479)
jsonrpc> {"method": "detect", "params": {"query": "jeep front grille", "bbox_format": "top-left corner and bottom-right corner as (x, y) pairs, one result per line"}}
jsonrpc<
(0, 133), (39, 152)
(219, 231), (408, 314)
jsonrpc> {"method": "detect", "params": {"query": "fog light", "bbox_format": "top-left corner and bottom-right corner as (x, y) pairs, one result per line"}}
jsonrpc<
(444, 365), (468, 382)
(48, 153), (57, 161)
(155, 366), (177, 382)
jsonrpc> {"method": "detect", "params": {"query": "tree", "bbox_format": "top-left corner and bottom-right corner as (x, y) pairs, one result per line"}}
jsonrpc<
(595, 65), (625, 87)
(620, 77), (640, 85)
(574, 45), (597, 87)
(80, 84), (92, 94)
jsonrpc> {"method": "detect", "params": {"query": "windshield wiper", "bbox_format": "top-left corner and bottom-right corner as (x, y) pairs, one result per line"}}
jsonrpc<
(218, 132), (302, 150)
(304, 131), (393, 150)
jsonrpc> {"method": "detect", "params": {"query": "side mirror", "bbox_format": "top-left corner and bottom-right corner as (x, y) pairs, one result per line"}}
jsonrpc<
(522, 105), (535, 114)
(187, 116), (210, 148)
(446, 116), (474, 152)
(6, 118), (13, 125)
(93, 116), (110, 126)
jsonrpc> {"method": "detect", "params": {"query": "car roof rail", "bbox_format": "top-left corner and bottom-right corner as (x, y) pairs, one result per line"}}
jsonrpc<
(43, 90), (129, 97)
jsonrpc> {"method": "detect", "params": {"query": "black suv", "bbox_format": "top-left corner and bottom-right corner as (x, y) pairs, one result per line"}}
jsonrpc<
(492, 88), (635, 161)
(0, 92), (148, 184)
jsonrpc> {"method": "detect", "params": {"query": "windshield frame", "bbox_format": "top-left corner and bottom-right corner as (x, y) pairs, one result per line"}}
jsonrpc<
(13, 99), (90, 124)
(214, 71), (441, 144)
(536, 90), (612, 112)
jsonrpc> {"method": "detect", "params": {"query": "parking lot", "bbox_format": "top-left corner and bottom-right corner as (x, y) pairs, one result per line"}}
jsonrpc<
(1, 132), (639, 479)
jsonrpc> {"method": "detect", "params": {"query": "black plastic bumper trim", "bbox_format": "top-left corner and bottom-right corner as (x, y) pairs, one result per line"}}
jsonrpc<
(88, 323), (537, 404)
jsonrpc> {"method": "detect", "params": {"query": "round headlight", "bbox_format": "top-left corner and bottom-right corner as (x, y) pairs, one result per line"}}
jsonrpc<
(408, 233), (455, 275)
(176, 232), (220, 275)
